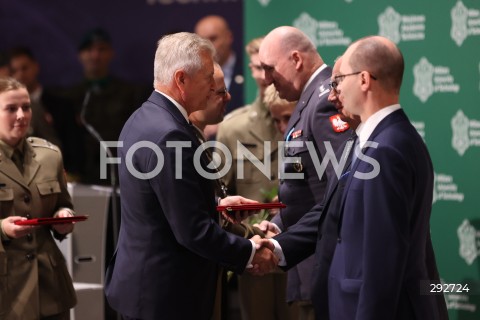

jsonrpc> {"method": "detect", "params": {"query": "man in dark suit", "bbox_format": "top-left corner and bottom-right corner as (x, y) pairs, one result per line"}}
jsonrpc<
(326, 35), (446, 319)
(256, 53), (448, 320)
(104, 32), (278, 320)
(257, 26), (350, 318)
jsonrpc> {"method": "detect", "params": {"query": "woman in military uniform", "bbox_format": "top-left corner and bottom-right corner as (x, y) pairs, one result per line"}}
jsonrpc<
(0, 78), (76, 320)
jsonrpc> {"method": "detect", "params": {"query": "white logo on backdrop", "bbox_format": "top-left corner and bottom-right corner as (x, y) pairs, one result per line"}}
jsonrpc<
(413, 57), (460, 103)
(458, 219), (479, 265)
(293, 12), (351, 47)
(451, 1), (480, 46)
(451, 110), (480, 156)
(257, 0), (271, 7)
(413, 58), (434, 103)
(378, 6), (425, 44)
(433, 172), (464, 204)
(411, 121), (426, 141)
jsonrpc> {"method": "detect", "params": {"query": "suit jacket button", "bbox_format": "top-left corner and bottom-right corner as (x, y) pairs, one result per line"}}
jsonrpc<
(26, 234), (33, 242)
(26, 253), (35, 261)
(24, 194), (30, 203)
(26, 214), (31, 219)
(337, 237), (342, 243)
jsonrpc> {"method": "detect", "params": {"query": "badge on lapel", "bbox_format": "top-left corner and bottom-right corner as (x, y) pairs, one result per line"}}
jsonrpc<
(329, 114), (350, 132)
(318, 84), (330, 97)
(292, 129), (303, 139)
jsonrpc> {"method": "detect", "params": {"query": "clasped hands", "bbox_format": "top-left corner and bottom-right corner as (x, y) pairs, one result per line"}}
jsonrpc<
(217, 196), (281, 276)
(248, 220), (282, 276)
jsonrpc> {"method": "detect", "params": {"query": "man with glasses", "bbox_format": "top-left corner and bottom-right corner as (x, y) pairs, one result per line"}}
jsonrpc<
(326, 35), (447, 320)
(257, 26), (350, 319)
(255, 56), (361, 319)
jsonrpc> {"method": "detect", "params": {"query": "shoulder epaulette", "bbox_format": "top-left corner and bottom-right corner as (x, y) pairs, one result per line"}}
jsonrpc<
(223, 105), (251, 121)
(27, 137), (60, 152)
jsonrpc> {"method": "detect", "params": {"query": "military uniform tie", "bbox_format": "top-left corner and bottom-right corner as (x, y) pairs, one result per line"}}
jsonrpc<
(11, 149), (24, 174)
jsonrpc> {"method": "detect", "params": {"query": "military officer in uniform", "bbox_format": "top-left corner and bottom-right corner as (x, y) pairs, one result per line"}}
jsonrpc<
(216, 38), (297, 320)
(0, 77), (76, 320)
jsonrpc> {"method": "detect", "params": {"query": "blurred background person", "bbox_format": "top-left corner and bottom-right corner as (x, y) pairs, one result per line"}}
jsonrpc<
(0, 50), (11, 77)
(190, 61), (266, 320)
(195, 14), (244, 139)
(64, 27), (148, 186)
(8, 46), (80, 179)
(0, 77), (76, 320)
(216, 37), (296, 320)
(264, 84), (296, 136)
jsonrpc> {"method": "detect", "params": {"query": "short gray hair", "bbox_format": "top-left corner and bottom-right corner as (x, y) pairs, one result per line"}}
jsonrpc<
(153, 32), (215, 87)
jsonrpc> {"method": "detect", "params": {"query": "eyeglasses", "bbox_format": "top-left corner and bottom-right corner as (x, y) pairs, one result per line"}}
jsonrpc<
(215, 87), (228, 98)
(329, 71), (377, 91)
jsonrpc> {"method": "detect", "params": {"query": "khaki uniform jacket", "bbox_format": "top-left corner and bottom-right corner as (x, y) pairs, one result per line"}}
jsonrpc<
(0, 137), (76, 320)
(216, 97), (282, 202)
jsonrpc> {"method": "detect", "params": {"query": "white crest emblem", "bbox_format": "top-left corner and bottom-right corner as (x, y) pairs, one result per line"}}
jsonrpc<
(458, 219), (478, 265)
(413, 57), (434, 103)
(257, 0), (271, 7)
(451, 109), (470, 156)
(378, 7), (402, 44)
(451, 1), (468, 46)
(293, 13), (319, 46)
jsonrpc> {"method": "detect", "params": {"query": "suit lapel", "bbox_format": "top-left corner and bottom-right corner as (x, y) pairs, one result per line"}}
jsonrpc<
(284, 67), (332, 140)
(148, 91), (201, 147)
(23, 143), (40, 186)
(338, 109), (408, 222)
(0, 154), (28, 188)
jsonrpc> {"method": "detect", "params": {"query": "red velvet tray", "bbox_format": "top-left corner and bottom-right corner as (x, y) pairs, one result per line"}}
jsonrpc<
(216, 203), (286, 212)
(14, 215), (89, 226)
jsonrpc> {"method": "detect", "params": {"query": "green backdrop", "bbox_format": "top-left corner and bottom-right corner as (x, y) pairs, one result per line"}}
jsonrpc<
(244, 0), (480, 318)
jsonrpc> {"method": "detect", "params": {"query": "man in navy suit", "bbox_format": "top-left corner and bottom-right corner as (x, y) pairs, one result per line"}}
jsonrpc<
(257, 26), (350, 318)
(257, 54), (447, 319)
(323, 35), (446, 319)
(104, 32), (278, 320)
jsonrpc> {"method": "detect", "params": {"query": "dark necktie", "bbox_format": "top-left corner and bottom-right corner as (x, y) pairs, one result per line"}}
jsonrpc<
(190, 124), (228, 198)
(11, 149), (24, 174)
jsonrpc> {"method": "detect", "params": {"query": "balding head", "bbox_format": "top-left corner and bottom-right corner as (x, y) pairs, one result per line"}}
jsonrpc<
(194, 15), (233, 66)
(259, 26), (323, 101)
(338, 36), (404, 121)
(345, 35), (404, 94)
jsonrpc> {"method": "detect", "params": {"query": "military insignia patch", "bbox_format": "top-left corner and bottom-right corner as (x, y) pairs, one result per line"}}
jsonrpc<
(292, 129), (303, 139)
(329, 114), (350, 132)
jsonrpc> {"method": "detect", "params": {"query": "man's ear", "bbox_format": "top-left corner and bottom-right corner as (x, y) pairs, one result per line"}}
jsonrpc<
(291, 51), (302, 70)
(174, 70), (186, 88)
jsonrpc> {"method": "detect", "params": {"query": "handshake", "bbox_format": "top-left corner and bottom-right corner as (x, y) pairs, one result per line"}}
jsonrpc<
(247, 221), (282, 276)
(217, 196), (283, 276)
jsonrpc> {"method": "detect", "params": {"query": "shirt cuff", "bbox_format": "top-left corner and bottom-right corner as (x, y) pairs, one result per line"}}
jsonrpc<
(268, 238), (286, 266)
(270, 222), (282, 234)
(55, 208), (75, 217)
(245, 239), (256, 269)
